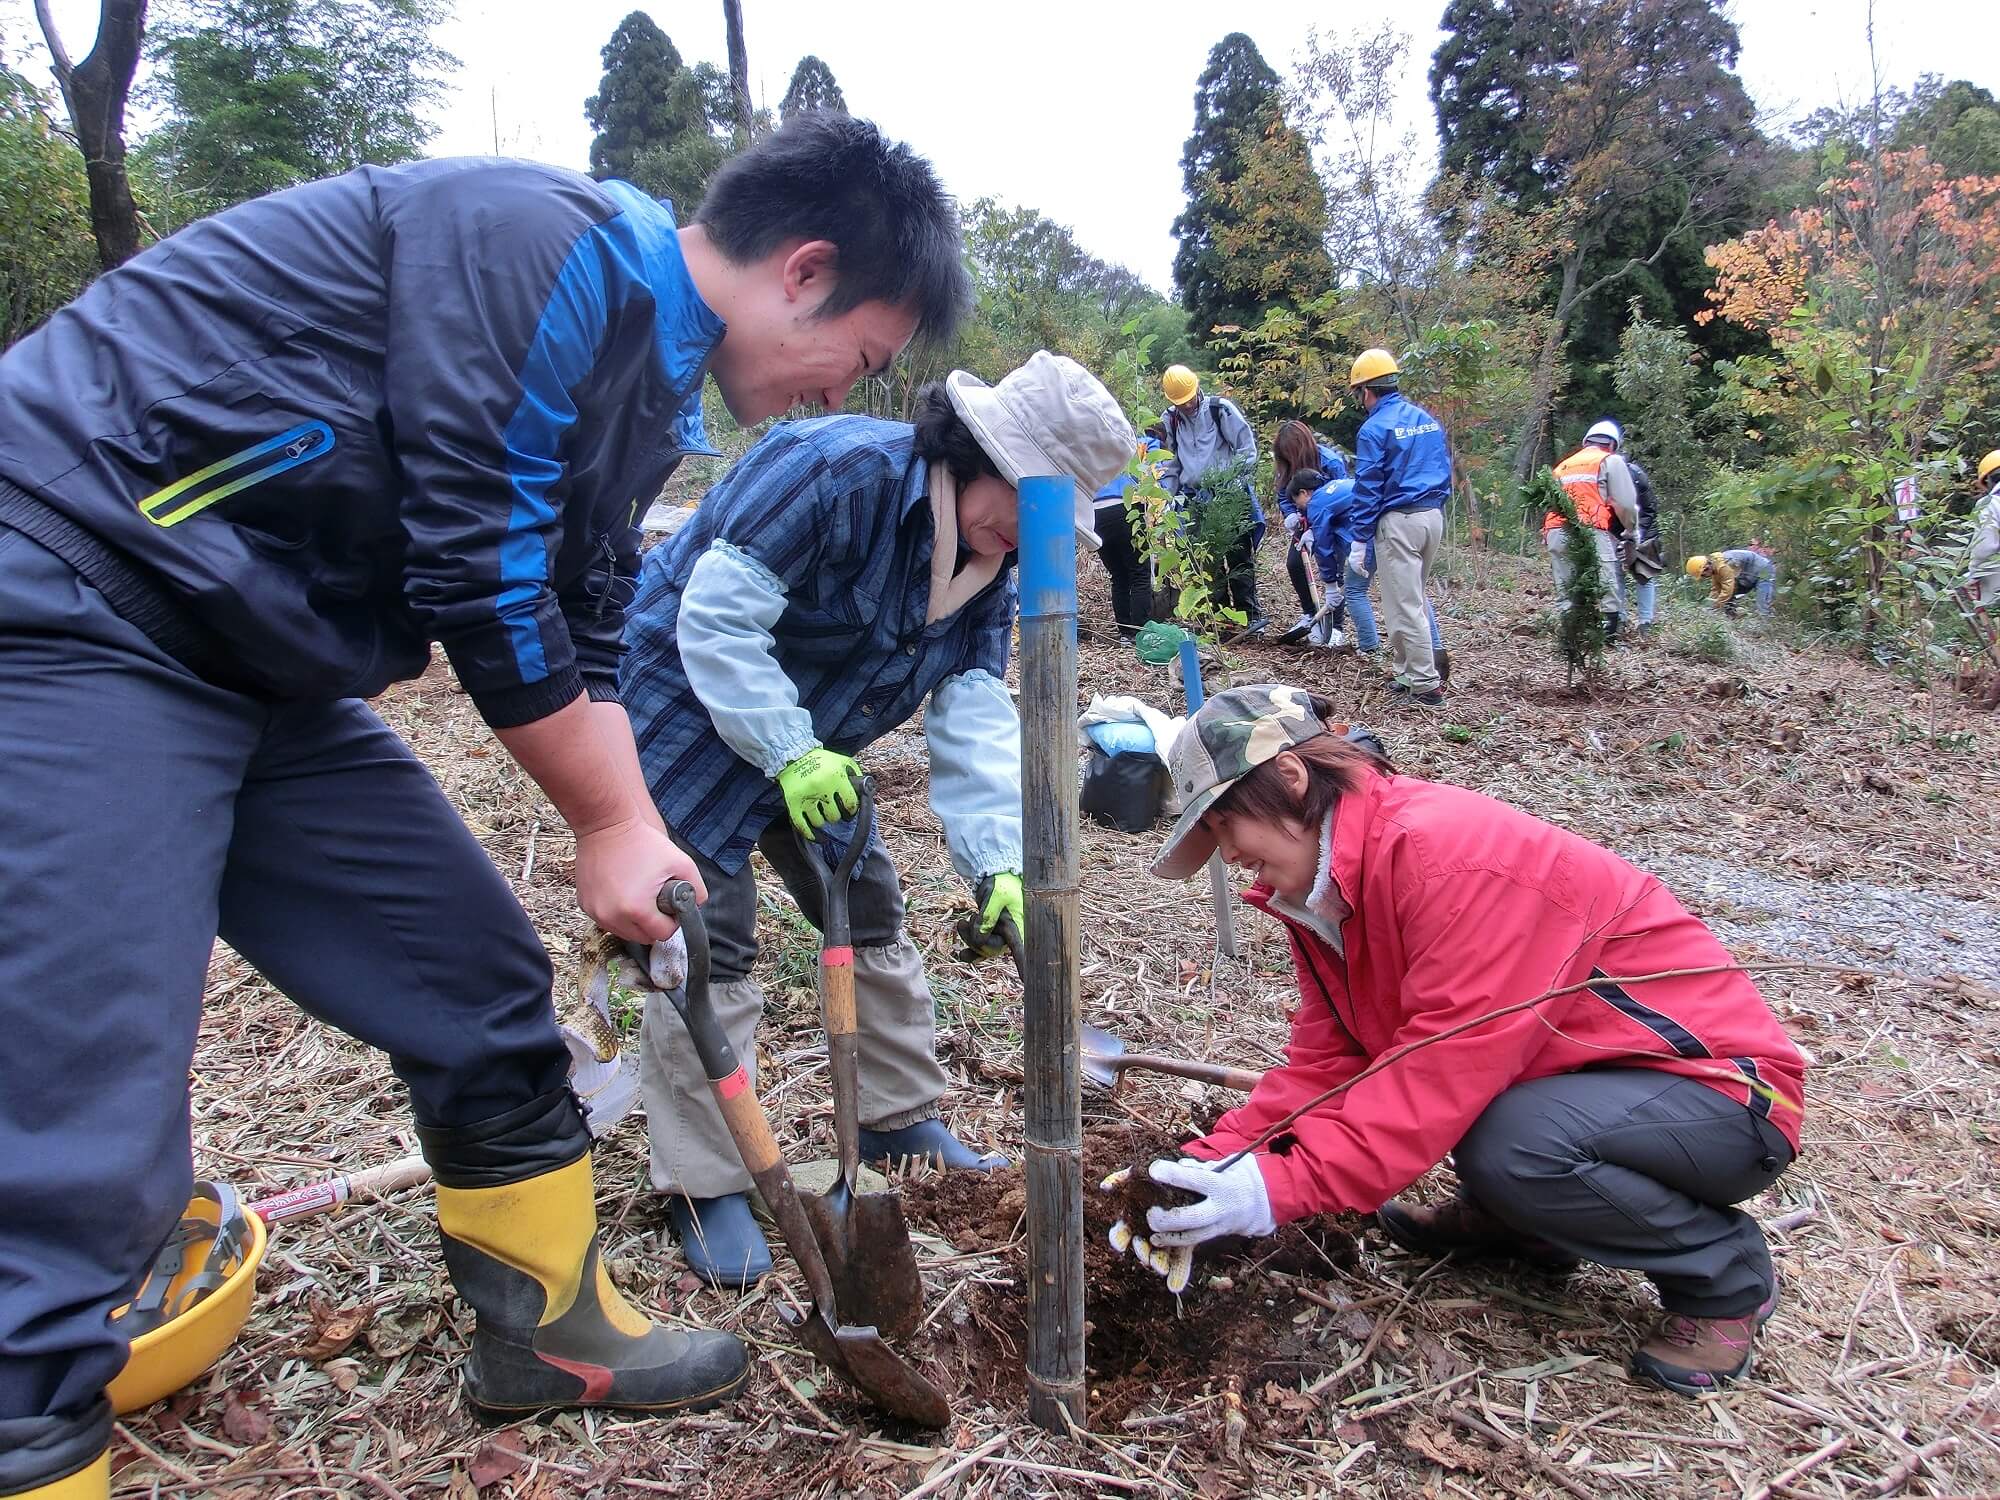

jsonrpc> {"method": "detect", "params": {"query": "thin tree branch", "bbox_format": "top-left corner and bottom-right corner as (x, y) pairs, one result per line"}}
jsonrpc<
(31, 0), (78, 117)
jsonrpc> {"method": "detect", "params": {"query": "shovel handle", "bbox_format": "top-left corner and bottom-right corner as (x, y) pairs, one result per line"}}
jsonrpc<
(792, 776), (873, 949)
(998, 913), (1026, 980)
(661, 882), (843, 1321)
(1107, 1053), (1263, 1094)
(791, 785), (871, 1186)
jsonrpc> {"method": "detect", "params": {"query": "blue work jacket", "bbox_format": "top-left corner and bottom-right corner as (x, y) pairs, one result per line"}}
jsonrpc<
(1305, 478), (1360, 582)
(1350, 393), (1452, 546)
(0, 159), (718, 727)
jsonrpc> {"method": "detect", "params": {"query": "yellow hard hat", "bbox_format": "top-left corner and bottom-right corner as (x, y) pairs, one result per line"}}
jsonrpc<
(1980, 449), (2000, 485)
(1685, 555), (1710, 578)
(108, 1182), (266, 1413)
(1161, 365), (1199, 405)
(1349, 348), (1400, 389)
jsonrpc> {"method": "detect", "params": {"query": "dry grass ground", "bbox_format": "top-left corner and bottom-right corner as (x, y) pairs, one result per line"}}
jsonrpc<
(120, 545), (2000, 1498)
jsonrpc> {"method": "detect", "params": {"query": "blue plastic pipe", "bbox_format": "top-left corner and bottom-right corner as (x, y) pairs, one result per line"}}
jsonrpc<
(1177, 636), (1205, 710)
(1019, 476), (1078, 634)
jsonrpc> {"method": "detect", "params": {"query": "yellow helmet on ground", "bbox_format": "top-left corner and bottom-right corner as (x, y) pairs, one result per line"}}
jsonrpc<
(1161, 365), (1200, 405)
(1980, 449), (2000, 486)
(1686, 555), (1711, 578)
(107, 1182), (266, 1413)
(1349, 348), (1400, 389)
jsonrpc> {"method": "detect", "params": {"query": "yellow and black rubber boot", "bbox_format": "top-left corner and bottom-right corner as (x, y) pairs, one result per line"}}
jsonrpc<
(418, 1091), (748, 1418)
(0, 1401), (109, 1499)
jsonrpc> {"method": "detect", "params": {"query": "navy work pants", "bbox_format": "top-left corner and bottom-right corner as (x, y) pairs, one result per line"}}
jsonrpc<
(0, 525), (567, 1464)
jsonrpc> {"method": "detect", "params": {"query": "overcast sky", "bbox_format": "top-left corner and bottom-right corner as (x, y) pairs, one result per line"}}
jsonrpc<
(12, 0), (1999, 291)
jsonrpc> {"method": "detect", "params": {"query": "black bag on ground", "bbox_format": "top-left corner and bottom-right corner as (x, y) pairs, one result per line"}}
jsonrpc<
(1080, 747), (1168, 833)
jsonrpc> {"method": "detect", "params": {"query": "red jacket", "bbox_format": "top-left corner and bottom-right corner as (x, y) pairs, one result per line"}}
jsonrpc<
(1186, 770), (1807, 1225)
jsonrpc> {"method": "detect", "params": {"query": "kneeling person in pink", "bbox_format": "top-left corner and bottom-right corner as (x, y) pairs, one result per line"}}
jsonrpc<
(1128, 685), (1806, 1396)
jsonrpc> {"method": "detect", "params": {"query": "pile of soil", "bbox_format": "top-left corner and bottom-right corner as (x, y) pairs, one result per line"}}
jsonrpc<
(899, 1122), (1363, 1424)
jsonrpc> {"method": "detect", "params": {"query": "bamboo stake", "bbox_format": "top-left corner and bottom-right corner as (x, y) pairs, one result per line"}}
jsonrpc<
(1175, 638), (1238, 959)
(1018, 474), (1086, 1433)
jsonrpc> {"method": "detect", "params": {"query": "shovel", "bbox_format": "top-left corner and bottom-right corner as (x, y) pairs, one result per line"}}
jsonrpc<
(1080, 1022), (1262, 1093)
(979, 920), (1262, 1096)
(661, 882), (951, 1428)
(789, 780), (926, 1342)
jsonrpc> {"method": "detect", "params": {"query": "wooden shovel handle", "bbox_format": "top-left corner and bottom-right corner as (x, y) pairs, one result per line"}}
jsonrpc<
(1114, 1053), (1262, 1094)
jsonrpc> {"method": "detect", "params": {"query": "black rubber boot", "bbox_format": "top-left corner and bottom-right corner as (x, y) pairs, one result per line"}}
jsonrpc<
(419, 1092), (749, 1418)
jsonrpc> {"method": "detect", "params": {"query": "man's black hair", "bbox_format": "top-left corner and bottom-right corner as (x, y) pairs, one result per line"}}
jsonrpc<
(694, 112), (971, 346)
(911, 382), (1001, 491)
(1287, 467), (1326, 499)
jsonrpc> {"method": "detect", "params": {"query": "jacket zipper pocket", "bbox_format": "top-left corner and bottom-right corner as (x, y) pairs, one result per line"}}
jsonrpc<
(139, 420), (336, 527)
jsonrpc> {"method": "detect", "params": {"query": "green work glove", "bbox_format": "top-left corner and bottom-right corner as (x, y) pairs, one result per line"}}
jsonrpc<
(777, 748), (863, 840)
(975, 872), (1025, 945)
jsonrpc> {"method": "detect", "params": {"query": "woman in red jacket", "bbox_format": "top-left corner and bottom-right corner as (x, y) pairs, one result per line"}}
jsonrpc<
(1118, 684), (1806, 1396)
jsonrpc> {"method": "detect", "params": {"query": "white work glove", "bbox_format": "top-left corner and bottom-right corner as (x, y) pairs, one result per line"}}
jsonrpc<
(1347, 541), (1369, 576)
(1102, 1155), (1277, 1293)
(1283, 511), (1304, 538)
(1101, 1165), (1196, 1294)
(1148, 1156), (1277, 1245)
(560, 930), (687, 1137)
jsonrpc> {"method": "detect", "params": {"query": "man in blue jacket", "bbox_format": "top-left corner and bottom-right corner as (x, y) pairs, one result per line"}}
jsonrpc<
(0, 113), (968, 1498)
(1345, 349), (1452, 706)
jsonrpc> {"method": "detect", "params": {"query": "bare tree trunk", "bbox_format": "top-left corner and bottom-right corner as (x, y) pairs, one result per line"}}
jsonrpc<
(720, 0), (753, 141)
(35, 0), (148, 272)
(1513, 256), (1580, 483)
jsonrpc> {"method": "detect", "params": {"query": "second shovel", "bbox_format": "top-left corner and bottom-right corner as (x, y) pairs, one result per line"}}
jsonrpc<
(792, 779), (926, 1341)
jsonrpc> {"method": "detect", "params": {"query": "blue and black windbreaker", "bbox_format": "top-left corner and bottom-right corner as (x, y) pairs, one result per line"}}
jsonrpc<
(0, 157), (721, 727)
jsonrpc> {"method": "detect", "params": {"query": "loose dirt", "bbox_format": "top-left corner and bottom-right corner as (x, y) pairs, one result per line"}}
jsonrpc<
(899, 1122), (1361, 1426)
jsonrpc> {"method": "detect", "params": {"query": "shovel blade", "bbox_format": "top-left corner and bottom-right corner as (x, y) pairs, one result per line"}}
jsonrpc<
(789, 1306), (951, 1428)
(1080, 1022), (1125, 1088)
(800, 1188), (926, 1341)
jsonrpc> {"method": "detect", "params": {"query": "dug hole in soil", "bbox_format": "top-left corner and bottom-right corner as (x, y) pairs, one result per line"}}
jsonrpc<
(897, 1119), (1363, 1425)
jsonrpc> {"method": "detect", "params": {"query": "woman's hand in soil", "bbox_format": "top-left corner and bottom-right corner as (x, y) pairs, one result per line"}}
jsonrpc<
(1101, 1166), (1196, 1293)
(1146, 1156), (1277, 1248)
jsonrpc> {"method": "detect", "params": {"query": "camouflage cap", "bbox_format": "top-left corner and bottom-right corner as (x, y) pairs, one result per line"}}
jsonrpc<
(1151, 684), (1328, 880)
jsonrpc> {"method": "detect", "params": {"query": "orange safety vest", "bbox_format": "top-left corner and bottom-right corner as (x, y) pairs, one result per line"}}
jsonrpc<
(1545, 445), (1616, 533)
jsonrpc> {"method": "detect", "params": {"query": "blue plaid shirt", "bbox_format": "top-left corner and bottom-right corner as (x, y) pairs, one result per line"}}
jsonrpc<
(622, 416), (1016, 875)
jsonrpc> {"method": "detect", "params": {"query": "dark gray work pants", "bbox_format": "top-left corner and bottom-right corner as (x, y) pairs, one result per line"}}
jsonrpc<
(1455, 1069), (1796, 1318)
(0, 525), (567, 1478)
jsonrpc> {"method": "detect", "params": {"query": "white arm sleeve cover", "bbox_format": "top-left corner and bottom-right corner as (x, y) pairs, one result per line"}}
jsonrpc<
(924, 668), (1024, 881)
(677, 541), (820, 776)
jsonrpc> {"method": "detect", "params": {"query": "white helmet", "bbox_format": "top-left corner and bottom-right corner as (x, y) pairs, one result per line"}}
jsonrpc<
(1585, 419), (1622, 450)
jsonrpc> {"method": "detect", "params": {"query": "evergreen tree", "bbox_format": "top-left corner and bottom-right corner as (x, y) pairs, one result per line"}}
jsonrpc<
(145, 0), (455, 219)
(1172, 33), (1330, 344)
(1428, 0), (1759, 479)
(587, 12), (692, 180)
(779, 55), (846, 120)
(585, 11), (728, 207)
(1523, 467), (1611, 684)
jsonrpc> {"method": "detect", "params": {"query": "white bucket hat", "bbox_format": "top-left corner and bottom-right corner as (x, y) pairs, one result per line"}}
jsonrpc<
(946, 351), (1137, 549)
